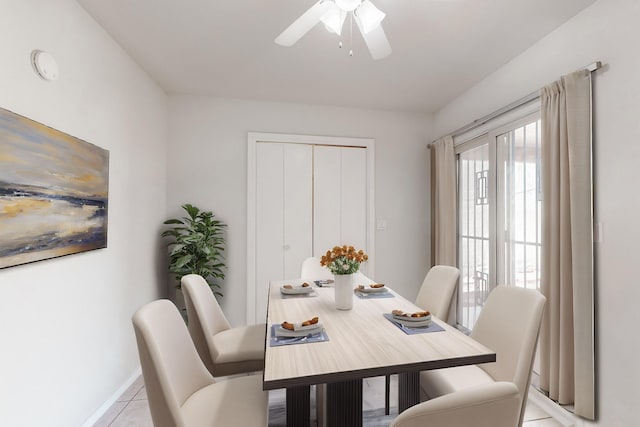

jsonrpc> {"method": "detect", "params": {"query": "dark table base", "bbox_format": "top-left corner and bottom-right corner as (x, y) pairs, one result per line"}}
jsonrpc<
(285, 372), (420, 426)
(326, 379), (363, 427)
(286, 385), (311, 427)
(398, 371), (421, 413)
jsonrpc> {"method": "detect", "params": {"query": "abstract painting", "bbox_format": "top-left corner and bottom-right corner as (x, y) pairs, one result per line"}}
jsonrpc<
(0, 107), (109, 269)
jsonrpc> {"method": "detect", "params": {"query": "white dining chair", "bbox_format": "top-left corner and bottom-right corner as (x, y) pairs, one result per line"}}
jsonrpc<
(385, 265), (460, 414)
(392, 286), (546, 427)
(414, 265), (460, 322)
(300, 256), (333, 281)
(132, 299), (268, 427)
(182, 274), (265, 377)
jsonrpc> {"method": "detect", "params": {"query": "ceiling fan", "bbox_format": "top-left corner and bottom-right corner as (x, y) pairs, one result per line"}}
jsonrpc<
(275, 0), (392, 60)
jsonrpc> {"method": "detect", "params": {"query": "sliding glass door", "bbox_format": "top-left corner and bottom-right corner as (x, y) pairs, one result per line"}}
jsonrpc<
(457, 113), (541, 331)
(498, 119), (542, 292)
(457, 141), (493, 330)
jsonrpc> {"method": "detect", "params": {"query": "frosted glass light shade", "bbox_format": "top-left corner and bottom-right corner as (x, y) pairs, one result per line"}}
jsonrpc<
(321, 4), (347, 35)
(355, 0), (385, 34)
(335, 0), (361, 12)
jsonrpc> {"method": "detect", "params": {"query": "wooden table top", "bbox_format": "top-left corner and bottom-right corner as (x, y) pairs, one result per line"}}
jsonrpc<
(263, 279), (495, 390)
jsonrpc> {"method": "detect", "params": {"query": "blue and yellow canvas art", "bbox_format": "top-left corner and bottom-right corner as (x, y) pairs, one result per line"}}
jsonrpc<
(0, 107), (109, 268)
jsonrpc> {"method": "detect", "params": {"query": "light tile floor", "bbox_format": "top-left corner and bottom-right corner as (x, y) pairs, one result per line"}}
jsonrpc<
(93, 375), (563, 426)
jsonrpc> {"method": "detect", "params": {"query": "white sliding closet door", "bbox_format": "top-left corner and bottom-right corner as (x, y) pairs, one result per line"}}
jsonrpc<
(255, 143), (312, 322)
(248, 133), (374, 324)
(284, 146), (313, 276)
(313, 146), (368, 273)
(313, 146), (341, 253)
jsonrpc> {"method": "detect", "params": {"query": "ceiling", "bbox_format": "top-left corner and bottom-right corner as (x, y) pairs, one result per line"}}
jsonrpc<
(77, 0), (596, 113)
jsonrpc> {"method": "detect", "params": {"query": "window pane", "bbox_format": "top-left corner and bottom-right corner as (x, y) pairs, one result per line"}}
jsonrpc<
(458, 143), (490, 330)
(501, 119), (542, 291)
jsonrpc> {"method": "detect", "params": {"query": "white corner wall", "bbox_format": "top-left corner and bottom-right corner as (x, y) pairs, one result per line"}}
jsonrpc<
(434, 0), (640, 425)
(167, 96), (433, 326)
(0, 1), (168, 426)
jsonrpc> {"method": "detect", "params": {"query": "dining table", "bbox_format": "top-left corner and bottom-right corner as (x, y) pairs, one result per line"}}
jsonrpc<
(262, 275), (496, 427)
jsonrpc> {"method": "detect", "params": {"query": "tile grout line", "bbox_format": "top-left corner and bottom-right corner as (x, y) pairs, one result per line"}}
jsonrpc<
(106, 384), (143, 427)
(523, 416), (553, 424)
(106, 402), (130, 427)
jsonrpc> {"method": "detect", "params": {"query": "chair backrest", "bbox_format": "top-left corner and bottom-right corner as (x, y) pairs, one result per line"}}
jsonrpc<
(414, 265), (460, 320)
(471, 286), (546, 427)
(132, 299), (215, 427)
(181, 274), (231, 374)
(300, 256), (333, 281)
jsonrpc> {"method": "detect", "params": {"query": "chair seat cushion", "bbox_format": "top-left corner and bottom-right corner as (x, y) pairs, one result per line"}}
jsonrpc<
(181, 374), (268, 426)
(210, 324), (265, 376)
(420, 365), (495, 400)
(392, 382), (521, 427)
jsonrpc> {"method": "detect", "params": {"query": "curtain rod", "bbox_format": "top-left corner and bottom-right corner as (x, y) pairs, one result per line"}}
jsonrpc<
(429, 61), (602, 145)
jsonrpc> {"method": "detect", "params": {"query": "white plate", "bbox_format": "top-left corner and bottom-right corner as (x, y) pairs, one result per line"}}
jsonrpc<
(281, 285), (314, 295)
(392, 313), (432, 323)
(355, 285), (388, 293)
(275, 324), (323, 337)
(392, 317), (432, 328)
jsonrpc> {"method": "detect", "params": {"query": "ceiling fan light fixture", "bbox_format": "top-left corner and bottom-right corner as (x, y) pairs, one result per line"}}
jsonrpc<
(274, 0), (391, 60)
(355, 0), (386, 34)
(321, 3), (347, 35)
(335, 0), (362, 12)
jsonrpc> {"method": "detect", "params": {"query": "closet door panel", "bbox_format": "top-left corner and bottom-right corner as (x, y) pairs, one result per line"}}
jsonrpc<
(313, 146), (342, 256)
(340, 147), (368, 272)
(255, 143), (284, 322)
(283, 144), (313, 279)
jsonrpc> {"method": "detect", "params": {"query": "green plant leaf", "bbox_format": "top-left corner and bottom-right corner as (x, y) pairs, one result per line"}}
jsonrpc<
(163, 219), (185, 225)
(169, 245), (185, 256)
(183, 204), (199, 219)
(175, 254), (193, 269)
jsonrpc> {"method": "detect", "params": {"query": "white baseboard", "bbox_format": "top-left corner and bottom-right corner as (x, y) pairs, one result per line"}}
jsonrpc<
(528, 386), (578, 426)
(81, 366), (142, 427)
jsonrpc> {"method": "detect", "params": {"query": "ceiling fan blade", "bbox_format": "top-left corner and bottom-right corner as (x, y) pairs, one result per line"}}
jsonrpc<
(275, 1), (333, 47)
(355, 19), (392, 60)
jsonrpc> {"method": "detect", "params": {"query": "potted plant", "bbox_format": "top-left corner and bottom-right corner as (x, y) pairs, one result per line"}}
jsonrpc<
(161, 204), (226, 297)
(320, 245), (368, 310)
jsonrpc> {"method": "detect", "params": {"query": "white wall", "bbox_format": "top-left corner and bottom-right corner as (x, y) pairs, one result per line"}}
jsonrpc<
(433, 0), (640, 425)
(167, 96), (432, 326)
(0, 1), (168, 426)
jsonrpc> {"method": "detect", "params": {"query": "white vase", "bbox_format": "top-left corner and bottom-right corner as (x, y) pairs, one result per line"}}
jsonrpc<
(334, 273), (355, 310)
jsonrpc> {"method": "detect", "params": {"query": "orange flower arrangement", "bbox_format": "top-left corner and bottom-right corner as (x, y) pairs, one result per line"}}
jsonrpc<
(320, 245), (368, 275)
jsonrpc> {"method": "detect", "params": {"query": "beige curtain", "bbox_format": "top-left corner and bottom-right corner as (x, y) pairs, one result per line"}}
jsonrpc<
(431, 136), (457, 267)
(540, 70), (595, 419)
